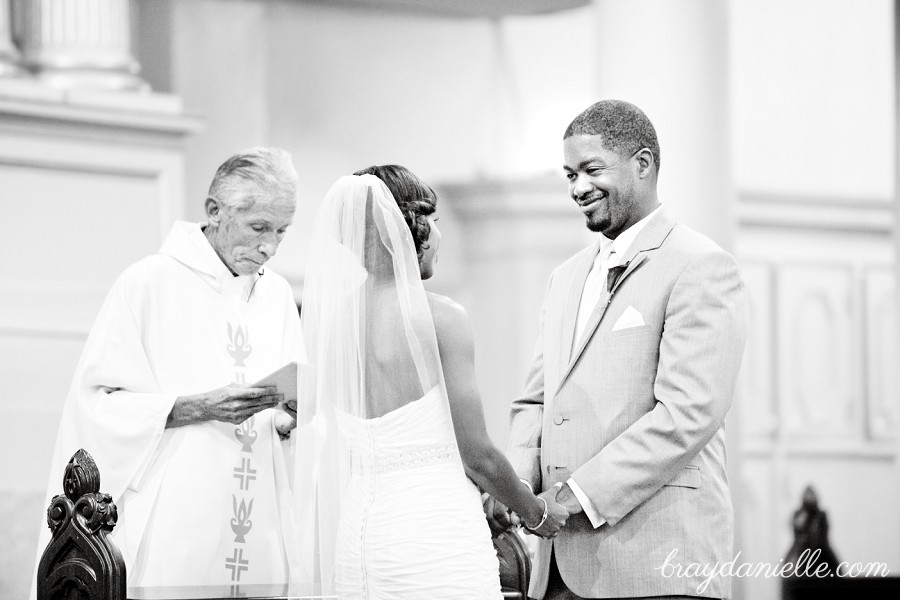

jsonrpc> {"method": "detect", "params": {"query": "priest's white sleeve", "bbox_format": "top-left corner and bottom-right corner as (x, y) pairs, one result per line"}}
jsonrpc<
(54, 269), (176, 503)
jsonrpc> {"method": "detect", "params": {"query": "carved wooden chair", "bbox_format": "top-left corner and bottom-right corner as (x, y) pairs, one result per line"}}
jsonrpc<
(37, 448), (126, 600)
(494, 527), (532, 600)
(781, 485), (900, 600)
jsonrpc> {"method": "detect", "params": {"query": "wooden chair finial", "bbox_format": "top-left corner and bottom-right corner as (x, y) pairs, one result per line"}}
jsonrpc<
(36, 448), (126, 600)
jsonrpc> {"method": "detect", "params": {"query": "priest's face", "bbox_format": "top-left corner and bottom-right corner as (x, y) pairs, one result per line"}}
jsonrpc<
(205, 186), (296, 276)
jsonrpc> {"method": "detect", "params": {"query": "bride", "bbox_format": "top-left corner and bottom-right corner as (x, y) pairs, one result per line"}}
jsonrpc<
(293, 166), (568, 598)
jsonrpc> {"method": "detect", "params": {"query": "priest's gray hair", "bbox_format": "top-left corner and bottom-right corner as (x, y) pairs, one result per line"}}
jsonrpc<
(564, 99), (661, 172)
(207, 147), (298, 211)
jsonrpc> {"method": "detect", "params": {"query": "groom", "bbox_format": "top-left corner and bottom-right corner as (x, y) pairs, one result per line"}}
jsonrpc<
(505, 100), (748, 599)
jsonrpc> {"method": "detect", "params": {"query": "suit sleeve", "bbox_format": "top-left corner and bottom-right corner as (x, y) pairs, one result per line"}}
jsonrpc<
(571, 250), (748, 525)
(507, 272), (554, 493)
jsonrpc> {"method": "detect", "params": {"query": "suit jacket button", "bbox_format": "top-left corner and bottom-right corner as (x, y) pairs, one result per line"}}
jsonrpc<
(553, 414), (564, 425)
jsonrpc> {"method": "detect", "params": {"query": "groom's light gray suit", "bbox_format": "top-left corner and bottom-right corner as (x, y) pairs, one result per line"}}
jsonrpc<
(508, 206), (748, 599)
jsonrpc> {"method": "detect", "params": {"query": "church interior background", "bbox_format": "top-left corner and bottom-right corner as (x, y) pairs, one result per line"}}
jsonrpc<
(1, 1), (898, 598)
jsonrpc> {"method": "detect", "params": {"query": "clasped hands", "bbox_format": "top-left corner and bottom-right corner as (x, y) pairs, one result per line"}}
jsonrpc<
(483, 482), (573, 539)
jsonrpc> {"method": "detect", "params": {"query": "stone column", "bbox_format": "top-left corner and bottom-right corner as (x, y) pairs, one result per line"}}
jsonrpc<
(591, 0), (743, 595)
(0, 0), (25, 76)
(15, 0), (147, 90)
(593, 0), (733, 247)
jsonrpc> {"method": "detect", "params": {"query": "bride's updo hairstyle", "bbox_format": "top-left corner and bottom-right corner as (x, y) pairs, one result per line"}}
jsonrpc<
(353, 164), (437, 261)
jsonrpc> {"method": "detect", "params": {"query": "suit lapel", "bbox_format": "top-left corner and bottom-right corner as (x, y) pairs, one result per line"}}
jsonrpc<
(553, 207), (678, 398)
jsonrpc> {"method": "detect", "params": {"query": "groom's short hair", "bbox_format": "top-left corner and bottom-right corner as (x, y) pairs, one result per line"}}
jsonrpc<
(564, 99), (661, 172)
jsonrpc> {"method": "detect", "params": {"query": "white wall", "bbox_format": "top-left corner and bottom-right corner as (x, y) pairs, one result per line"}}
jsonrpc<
(732, 0), (895, 199)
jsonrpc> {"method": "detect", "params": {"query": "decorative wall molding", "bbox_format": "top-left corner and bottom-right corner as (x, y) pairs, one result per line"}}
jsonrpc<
(738, 192), (894, 234)
(736, 195), (899, 598)
(0, 134), (185, 257)
(304, 0), (591, 18)
(0, 325), (89, 340)
(778, 264), (858, 440)
(743, 441), (898, 460)
(0, 80), (199, 141)
(737, 256), (895, 449)
(737, 262), (778, 441)
(864, 267), (897, 440)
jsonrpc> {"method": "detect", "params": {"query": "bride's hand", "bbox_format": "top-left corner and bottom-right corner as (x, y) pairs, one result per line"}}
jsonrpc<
(274, 409), (297, 440)
(481, 493), (520, 535)
(524, 483), (569, 538)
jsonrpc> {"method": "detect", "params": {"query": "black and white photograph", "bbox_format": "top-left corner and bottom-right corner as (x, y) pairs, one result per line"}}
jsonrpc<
(1, 1), (898, 599)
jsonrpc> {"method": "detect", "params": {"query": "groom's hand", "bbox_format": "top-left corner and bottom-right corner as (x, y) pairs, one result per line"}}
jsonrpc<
(555, 482), (583, 515)
(481, 493), (520, 535)
(529, 483), (570, 538)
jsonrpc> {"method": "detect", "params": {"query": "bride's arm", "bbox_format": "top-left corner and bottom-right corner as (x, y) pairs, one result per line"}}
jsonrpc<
(429, 294), (567, 535)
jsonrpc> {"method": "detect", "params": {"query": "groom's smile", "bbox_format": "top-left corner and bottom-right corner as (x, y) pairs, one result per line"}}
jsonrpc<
(577, 191), (608, 212)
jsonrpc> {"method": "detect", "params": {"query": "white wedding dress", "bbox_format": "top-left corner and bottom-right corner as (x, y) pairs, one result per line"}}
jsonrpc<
(334, 387), (502, 599)
(295, 175), (504, 599)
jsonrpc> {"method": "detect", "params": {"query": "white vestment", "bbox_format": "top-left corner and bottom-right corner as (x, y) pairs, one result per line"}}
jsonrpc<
(34, 221), (304, 591)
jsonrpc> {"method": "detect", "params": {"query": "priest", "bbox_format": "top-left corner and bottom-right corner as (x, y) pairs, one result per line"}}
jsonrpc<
(33, 147), (305, 592)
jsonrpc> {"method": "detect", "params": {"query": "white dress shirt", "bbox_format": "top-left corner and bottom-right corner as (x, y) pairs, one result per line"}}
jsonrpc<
(572, 239), (616, 346)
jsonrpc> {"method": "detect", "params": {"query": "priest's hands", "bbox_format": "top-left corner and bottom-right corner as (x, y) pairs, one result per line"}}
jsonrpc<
(167, 384), (283, 428)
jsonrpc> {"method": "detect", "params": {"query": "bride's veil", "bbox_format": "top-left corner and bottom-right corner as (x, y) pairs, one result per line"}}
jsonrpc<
(291, 174), (449, 593)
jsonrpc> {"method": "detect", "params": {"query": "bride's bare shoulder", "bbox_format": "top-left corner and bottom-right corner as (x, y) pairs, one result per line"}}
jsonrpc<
(426, 292), (472, 339)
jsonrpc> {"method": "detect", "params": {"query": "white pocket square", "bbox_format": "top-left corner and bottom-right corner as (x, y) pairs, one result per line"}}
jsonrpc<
(611, 305), (645, 332)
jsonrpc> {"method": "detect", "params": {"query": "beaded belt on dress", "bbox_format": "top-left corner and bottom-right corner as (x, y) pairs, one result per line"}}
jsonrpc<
(351, 443), (457, 474)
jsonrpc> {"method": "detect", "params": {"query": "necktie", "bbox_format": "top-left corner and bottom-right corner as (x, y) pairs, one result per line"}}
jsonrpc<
(573, 242), (616, 347)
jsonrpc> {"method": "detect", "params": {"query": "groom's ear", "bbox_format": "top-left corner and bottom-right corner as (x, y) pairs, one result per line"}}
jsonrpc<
(634, 148), (655, 179)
